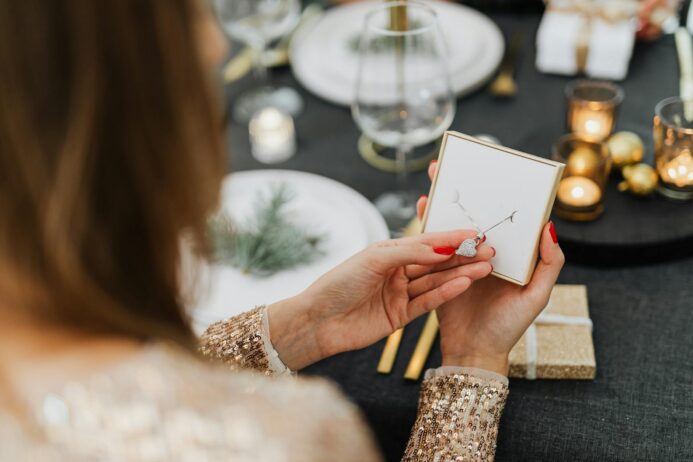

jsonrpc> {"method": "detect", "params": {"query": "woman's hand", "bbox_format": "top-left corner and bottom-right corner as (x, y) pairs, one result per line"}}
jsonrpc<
(268, 230), (494, 370)
(416, 161), (565, 375)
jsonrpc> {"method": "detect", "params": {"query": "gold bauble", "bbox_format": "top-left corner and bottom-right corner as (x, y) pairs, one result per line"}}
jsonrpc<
(566, 147), (600, 177)
(618, 163), (658, 196)
(607, 131), (644, 168)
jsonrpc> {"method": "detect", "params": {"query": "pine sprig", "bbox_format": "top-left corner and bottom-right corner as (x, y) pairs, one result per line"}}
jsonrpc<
(209, 184), (324, 276)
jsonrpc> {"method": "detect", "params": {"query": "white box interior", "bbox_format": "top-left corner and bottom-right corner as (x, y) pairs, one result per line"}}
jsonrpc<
(424, 132), (564, 285)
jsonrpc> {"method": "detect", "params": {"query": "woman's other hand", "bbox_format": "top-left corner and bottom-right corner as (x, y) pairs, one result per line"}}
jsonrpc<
(415, 161), (565, 375)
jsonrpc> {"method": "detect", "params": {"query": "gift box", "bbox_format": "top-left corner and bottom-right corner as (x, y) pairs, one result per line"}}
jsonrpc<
(508, 284), (596, 379)
(536, 0), (638, 80)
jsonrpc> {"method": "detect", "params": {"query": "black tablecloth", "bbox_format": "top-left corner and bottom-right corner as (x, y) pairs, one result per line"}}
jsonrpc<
(225, 12), (693, 462)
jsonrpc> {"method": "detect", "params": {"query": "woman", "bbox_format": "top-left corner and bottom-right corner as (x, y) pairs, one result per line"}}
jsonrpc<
(0, 0), (564, 460)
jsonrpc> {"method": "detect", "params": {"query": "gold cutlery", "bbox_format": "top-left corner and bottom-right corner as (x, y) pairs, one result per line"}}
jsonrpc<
(403, 311), (439, 380)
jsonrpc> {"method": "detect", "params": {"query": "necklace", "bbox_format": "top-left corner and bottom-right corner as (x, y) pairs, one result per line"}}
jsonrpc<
(451, 190), (517, 257)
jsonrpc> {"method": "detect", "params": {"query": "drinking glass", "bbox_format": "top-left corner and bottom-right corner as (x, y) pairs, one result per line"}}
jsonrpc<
(653, 96), (693, 200)
(352, 1), (455, 232)
(212, 0), (302, 122)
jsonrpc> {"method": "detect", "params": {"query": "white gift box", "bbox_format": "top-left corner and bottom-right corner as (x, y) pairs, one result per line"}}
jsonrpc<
(536, 1), (638, 81)
(422, 132), (565, 286)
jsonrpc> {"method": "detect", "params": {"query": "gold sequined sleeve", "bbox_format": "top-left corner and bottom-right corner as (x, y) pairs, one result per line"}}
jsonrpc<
(402, 367), (510, 462)
(199, 305), (292, 376)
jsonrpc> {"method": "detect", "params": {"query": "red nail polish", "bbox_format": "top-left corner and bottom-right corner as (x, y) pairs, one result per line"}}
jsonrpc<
(429, 159), (438, 167)
(549, 221), (558, 244)
(491, 247), (496, 257)
(419, 194), (427, 201)
(433, 246), (456, 255)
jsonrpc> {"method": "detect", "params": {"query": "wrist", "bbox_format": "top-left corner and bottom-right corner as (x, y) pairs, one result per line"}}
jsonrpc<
(267, 294), (324, 370)
(441, 353), (509, 376)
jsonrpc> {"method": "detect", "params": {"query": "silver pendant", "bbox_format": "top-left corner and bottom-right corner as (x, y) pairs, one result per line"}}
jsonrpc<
(456, 236), (481, 257)
(451, 190), (519, 258)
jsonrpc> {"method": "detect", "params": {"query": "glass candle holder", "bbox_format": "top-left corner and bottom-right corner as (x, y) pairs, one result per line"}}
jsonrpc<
(566, 80), (624, 142)
(552, 134), (612, 222)
(653, 97), (693, 200)
(248, 107), (297, 164)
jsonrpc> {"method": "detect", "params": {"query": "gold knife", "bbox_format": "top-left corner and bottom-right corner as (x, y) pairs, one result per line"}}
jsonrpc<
(376, 216), (423, 374)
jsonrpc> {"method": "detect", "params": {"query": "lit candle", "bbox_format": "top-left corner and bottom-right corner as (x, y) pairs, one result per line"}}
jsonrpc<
(249, 107), (297, 164)
(557, 176), (602, 208)
(658, 149), (693, 188)
(570, 108), (613, 142)
(566, 146), (600, 177)
(566, 80), (622, 142)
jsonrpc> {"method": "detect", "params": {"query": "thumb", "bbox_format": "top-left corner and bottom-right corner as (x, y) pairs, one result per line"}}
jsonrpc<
(527, 222), (565, 304)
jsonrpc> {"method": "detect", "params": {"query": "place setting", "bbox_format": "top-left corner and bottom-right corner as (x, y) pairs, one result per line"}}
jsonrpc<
(200, 0), (691, 459)
(6, 0), (693, 460)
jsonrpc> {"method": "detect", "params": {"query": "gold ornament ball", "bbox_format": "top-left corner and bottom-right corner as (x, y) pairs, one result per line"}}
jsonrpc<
(607, 131), (644, 168)
(566, 146), (600, 176)
(618, 163), (658, 196)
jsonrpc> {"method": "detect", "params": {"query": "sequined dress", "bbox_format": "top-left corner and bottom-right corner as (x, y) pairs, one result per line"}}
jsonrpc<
(1, 306), (509, 461)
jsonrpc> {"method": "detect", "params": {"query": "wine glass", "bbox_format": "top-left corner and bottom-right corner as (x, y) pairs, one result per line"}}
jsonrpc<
(352, 1), (455, 233)
(212, 0), (303, 122)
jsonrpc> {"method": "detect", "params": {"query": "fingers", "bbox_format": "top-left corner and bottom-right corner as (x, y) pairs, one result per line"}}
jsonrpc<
(364, 239), (457, 271)
(526, 222), (565, 309)
(407, 276), (472, 320)
(407, 261), (492, 298)
(417, 159), (437, 220)
(428, 159), (438, 181)
(408, 229), (480, 248)
(416, 195), (427, 221)
(405, 244), (494, 279)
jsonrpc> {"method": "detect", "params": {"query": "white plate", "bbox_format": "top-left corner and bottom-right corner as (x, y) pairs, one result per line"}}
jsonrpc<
(290, 0), (504, 107)
(190, 170), (389, 331)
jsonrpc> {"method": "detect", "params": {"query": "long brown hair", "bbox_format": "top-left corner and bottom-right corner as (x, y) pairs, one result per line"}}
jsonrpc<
(0, 0), (225, 345)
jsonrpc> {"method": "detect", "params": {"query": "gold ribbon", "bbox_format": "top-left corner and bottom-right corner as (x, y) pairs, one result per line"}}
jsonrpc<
(545, 0), (638, 72)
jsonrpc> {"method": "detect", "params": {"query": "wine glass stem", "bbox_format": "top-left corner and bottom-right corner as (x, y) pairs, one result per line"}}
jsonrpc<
(251, 38), (269, 84)
(396, 145), (412, 189)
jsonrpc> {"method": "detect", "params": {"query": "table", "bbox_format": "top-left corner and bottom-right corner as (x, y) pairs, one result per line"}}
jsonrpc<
(225, 13), (693, 462)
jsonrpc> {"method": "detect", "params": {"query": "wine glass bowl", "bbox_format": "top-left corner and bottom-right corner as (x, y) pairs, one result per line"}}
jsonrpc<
(212, 0), (303, 123)
(352, 1), (455, 232)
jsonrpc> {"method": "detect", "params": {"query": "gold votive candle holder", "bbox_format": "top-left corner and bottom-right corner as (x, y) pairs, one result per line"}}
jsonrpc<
(653, 97), (693, 200)
(552, 134), (612, 222)
(566, 80), (624, 142)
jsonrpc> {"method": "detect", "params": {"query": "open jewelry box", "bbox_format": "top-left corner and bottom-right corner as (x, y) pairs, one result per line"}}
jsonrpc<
(422, 132), (565, 285)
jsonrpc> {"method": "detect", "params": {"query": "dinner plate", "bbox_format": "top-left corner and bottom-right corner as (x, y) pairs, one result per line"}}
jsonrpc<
(189, 170), (389, 332)
(290, 0), (504, 106)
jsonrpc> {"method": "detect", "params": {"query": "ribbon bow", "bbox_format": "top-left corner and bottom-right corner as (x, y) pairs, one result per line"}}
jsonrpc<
(545, 0), (638, 72)
(524, 300), (593, 380)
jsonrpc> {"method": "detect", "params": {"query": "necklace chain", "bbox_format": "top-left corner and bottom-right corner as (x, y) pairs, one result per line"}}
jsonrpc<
(452, 191), (517, 239)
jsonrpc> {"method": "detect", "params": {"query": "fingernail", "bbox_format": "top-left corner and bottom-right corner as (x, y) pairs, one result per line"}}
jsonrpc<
(549, 221), (558, 244)
(490, 265), (494, 273)
(419, 194), (427, 201)
(429, 159), (438, 167)
(491, 247), (496, 257)
(482, 235), (487, 243)
(433, 246), (456, 255)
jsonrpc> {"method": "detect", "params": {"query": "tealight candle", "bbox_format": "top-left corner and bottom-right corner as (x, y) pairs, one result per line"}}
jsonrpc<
(557, 176), (602, 208)
(659, 149), (693, 188)
(566, 146), (600, 177)
(552, 134), (610, 221)
(654, 97), (693, 200)
(249, 107), (297, 164)
(566, 80), (623, 142)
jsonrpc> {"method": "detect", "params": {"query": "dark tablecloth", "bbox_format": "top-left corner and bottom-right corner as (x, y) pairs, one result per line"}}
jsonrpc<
(225, 12), (693, 462)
